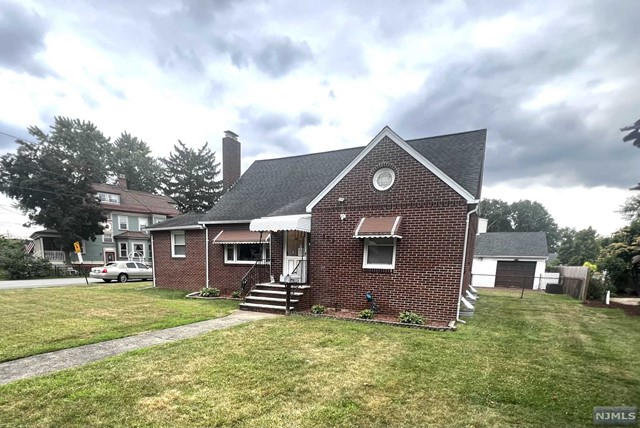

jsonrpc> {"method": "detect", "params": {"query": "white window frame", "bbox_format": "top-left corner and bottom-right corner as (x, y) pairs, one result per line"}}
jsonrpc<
(132, 241), (146, 259)
(138, 217), (149, 231)
(119, 242), (128, 258)
(119, 215), (129, 230)
(224, 243), (269, 265)
(153, 215), (166, 224)
(98, 192), (120, 204)
(362, 238), (397, 269)
(171, 231), (186, 258)
(102, 233), (113, 243)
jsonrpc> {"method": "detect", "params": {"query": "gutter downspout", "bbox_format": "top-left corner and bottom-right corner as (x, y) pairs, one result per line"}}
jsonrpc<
(456, 204), (479, 323)
(151, 233), (156, 288)
(205, 226), (209, 288)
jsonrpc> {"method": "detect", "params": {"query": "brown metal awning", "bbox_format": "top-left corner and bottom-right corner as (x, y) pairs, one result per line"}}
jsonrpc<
(212, 230), (270, 244)
(353, 216), (402, 239)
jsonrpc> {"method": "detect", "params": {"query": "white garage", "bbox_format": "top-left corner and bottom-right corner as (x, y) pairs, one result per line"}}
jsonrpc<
(472, 231), (549, 289)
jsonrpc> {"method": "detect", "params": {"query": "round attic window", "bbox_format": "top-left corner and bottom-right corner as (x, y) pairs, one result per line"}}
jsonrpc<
(373, 168), (395, 191)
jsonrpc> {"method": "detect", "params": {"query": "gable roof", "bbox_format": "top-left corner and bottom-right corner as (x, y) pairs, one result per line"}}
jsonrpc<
(474, 232), (549, 258)
(92, 183), (179, 216)
(305, 127), (482, 211)
(200, 127), (486, 223)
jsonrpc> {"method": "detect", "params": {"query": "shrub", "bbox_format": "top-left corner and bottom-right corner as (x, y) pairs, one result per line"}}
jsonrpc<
(587, 274), (615, 301)
(200, 287), (220, 297)
(231, 290), (241, 298)
(358, 309), (374, 319)
(311, 304), (325, 314)
(398, 310), (425, 325)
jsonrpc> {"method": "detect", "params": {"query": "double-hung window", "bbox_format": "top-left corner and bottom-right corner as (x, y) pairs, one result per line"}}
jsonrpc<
(171, 231), (186, 257)
(119, 215), (129, 230)
(138, 217), (148, 231)
(363, 238), (396, 269)
(119, 242), (128, 258)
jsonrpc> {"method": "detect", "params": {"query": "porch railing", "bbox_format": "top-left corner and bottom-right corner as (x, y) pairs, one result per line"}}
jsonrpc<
(43, 250), (66, 263)
(240, 259), (271, 297)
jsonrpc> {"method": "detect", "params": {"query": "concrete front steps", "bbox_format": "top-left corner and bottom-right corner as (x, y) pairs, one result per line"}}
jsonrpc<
(240, 282), (310, 313)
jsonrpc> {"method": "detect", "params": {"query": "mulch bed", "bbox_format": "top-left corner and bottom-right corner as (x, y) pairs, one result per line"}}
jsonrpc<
(185, 292), (242, 301)
(297, 309), (455, 331)
(583, 300), (640, 317)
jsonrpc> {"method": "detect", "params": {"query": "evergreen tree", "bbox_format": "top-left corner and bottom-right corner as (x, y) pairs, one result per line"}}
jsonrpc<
(110, 132), (163, 193)
(0, 117), (109, 252)
(161, 141), (223, 213)
(557, 227), (600, 266)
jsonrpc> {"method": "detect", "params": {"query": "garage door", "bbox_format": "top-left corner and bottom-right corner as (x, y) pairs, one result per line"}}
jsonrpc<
(495, 261), (536, 288)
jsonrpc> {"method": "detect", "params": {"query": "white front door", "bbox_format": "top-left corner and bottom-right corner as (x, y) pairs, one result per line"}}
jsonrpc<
(283, 231), (308, 283)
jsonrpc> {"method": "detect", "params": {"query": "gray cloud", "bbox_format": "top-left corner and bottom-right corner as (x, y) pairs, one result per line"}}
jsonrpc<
(157, 45), (205, 75)
(0, 2), (53, 77)
(238, 108), (312, 157)
(387, 1), (640, 189)
(298, 112), (322, 127)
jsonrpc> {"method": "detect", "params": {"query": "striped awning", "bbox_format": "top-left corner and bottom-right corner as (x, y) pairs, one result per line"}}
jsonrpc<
(354, 216), (402, 239)
(250, 214), (311, 233)
(212, 230), (270, 244)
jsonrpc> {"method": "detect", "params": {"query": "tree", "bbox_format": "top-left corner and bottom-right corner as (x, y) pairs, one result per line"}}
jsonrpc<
(621, 117), (640, 149)
(478, 198), (559, 251)
(161, 141), (223, 213)
(0, 117), (109, 253)
(110, 132), (163, 193)
(0, 237), (53, 279)
(597, 219), (640, 293)
(557, 227), (600, 266)
(479, 199), (513, 232)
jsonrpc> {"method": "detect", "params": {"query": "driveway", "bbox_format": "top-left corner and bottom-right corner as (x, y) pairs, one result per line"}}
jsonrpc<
(0, 277), (103, 290)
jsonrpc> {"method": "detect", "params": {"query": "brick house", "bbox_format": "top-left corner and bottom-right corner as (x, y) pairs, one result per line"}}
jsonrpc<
(148, 127), (486, 324)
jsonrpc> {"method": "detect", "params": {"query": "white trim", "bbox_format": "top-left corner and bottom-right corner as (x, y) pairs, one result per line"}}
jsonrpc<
(131, 241), (146, 260)
(205, 227), (209, 288)
(353, 216), (403, 239)
(119, 242), (128, 258)
(119, 215), (129, 231)
(138, 217), (149, 231)
(362, 237), (397, 270)
(198, 219), (251, 225)
(171, 230), (186, 258)
(151, 234), (156, 288)
(391, 216), (401, 235)
(372, 167), (395, 191)
(147, 225), (205, 231)
(306, 126), (476, 212)
(353, 217), (366, 236)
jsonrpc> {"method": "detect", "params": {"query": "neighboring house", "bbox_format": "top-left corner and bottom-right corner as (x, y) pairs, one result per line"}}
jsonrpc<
(472, 224), (548, 289)
(30, 177), (179, 266)
(148, 127), (486, 324)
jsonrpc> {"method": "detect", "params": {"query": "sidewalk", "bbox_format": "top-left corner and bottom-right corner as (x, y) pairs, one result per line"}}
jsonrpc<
(0, 311), (278, 385)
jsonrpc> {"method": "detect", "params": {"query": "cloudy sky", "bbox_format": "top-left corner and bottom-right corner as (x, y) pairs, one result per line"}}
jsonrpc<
(1, 0), (639, 238)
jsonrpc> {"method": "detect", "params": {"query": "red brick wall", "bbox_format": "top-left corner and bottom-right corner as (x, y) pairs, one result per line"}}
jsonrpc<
(152, 229), (206, 291)
(308, 136), (471, 323)
(207, 224), (283, 295)
(223, 136), (241, 191)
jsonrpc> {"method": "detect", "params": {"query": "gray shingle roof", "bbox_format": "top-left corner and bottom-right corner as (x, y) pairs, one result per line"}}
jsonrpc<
(474, 232), (549, 257)
(92, 183), (180, 216)
(200, 129), (486, 222)
(146, 212), (204, 230)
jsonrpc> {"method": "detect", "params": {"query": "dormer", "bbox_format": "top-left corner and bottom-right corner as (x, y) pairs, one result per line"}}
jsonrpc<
(98, 192), (120, 204)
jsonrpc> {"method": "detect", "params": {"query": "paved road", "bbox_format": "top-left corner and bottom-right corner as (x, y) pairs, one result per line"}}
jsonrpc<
(0, 311), (279, 385)
(0, 277), (104, 290)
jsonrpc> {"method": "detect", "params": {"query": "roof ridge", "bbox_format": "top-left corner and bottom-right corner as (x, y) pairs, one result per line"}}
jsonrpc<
(252, 146), (364, 163)
(405, 128), (487, 142)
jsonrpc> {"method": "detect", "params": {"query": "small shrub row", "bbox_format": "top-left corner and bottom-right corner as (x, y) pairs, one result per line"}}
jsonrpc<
(398, 310), (425, 325)
(199, 287), (220, 297)
(311, 304), (325, 314)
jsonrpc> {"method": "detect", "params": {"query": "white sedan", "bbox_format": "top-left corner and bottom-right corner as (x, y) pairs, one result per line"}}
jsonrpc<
(90, 261), (152, 283)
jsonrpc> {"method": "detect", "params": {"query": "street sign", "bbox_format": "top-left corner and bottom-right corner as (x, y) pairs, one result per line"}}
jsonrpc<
(74, 241), (81, 253)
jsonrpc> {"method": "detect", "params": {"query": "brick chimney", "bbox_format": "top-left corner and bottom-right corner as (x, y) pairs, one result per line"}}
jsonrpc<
(117, 175), (128, 189)
(222, 130), (241, 191)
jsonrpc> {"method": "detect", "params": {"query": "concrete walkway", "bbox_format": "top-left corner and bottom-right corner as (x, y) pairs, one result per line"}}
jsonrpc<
(0, 277), (102, 290)
(0, 311), (278, 385)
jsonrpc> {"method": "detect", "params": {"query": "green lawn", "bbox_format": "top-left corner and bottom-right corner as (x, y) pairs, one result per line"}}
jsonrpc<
(0, 282), (238, 362)
(0, 290), (638, 427)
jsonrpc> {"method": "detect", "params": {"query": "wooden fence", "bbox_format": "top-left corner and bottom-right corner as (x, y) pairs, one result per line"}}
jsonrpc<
(557, 266), (591, 300)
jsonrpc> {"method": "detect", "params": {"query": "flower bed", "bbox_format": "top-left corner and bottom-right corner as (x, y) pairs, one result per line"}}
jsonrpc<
(296, 308), (455, 331)
(186, 292), (242, 301)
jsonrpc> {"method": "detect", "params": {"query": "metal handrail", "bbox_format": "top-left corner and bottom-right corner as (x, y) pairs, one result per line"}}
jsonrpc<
(240, 259), (271, 298)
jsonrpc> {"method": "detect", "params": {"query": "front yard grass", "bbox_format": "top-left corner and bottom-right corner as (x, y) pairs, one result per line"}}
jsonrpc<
(0, 290), (639, 427)
(0, 282), (238, 362)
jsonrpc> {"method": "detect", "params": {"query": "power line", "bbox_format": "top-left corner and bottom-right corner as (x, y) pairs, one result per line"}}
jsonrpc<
(0, 130), (38, 146)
